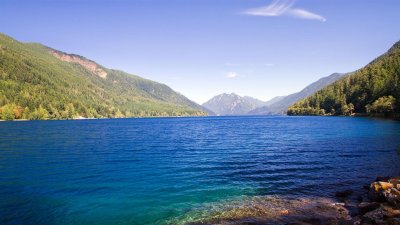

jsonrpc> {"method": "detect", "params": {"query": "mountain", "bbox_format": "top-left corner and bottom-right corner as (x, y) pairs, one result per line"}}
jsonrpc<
(202, 93), (266, 115)
(202, 72), (346, 116)
(288, 40), (400, 116)
(264, 96), (286, 106)
(0, 33), (209, 120)
(249, 73), (348, 115)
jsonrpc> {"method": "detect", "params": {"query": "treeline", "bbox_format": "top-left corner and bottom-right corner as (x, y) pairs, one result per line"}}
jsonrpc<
(0, 103), (205, 120)
(0, 33), (206, 121)
(288, 41), (400, 117)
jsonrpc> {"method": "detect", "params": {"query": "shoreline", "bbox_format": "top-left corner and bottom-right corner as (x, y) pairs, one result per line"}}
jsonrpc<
(172, 176), (400, 225)
(3, 114), (400, 122)
(0, 115), (210, 122)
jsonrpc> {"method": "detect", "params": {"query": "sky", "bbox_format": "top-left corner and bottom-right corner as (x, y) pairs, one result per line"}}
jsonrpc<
(1, 0), (400, 104)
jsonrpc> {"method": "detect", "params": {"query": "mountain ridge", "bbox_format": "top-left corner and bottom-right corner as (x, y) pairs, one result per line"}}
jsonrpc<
(203, 72), (348, 116)
(288, 40), (400, 116)
(202, 93), (266, 115)
(249, 72), (348, 115)
(0, 33), (210, 120)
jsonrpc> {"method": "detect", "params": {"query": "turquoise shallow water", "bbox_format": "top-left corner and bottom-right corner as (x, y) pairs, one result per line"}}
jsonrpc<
(1, 116), (400, 225)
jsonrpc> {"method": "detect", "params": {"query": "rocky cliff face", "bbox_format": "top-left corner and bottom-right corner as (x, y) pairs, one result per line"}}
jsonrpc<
(49, 49), (108, 78)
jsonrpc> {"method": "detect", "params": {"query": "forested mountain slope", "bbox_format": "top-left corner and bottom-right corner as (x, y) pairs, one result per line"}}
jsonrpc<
(288, 41), (400, 117)
(0, 33), (208, 120)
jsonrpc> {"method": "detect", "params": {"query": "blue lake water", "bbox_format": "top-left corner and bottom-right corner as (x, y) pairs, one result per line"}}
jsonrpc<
(1, 116), (400, 225)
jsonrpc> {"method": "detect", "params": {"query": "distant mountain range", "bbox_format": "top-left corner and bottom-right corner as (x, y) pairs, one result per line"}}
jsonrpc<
(202, 93), (267, 115)
(0, 33), (210, 120)
(202, 73), (347, 116)
(249, 72), (348, 115)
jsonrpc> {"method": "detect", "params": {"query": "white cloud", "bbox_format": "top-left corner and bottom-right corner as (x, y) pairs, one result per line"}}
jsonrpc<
(287, 8), (326, 22)
(243, 0), (326, 22)
(225, 72), (239, 78)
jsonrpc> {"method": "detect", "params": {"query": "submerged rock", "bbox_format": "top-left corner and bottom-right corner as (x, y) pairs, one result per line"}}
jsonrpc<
(169, 196), (351, 225)
(171, 176), (400, 225)
(358, 202), (380, 215)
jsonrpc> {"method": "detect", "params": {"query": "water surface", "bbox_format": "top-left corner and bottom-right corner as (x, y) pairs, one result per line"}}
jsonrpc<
(1, 116), (400, 224)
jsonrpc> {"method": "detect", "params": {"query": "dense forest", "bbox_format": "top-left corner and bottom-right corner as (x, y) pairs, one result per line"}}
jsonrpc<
(287, 40), (400, 117)
(0, 33), (208, 120)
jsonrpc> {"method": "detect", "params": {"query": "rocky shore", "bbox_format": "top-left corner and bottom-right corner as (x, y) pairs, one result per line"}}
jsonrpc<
(339, 176), (400, 225)
(173, 176), (400, 225)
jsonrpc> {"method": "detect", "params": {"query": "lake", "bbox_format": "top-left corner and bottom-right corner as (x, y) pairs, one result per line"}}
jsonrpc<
(1, 116), (400, 225)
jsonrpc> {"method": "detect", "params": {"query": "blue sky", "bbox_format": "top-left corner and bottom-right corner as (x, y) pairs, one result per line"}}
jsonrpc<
(1, 0), (400, 104)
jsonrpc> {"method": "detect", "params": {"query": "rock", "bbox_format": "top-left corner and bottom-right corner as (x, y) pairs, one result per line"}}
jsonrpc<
(335, 189), (354, 198)
(362, 206), (386, 224)
(369, 182), (394, 201)
(384, 188), (400, 207)
(358, 202), (381, 215)
(384, 205), (400, 217)
(388, 177), (400, 187)
(388, 217), (400, 225)
(279, 209), (289, 215)
(361, 205), (400, 224)
(371, 182), (394, 192)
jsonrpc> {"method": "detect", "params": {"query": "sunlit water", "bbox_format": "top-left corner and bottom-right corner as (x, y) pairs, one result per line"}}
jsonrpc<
(1, 116), (400, 225)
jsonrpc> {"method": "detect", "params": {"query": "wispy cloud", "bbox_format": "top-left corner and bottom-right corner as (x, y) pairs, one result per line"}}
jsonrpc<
(243, 0), (326, 22)
(225, 72), (239, 78)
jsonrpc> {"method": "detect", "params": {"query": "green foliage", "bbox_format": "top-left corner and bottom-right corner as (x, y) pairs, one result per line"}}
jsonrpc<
(366, 96), (396, 115)
(288, 41), (400, 117)
(0, 33), (207, 120)
(30, 105), (49, 120)
(0, 104), (15, 120)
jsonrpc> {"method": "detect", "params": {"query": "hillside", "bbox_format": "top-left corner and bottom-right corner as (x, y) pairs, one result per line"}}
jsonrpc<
(0, 33), (209, 120)
(288, 41), (400, 116)
(202, 93), (266, 115)
(250, 73), (347, 115)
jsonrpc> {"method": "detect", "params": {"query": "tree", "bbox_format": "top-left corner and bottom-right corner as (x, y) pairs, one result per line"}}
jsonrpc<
(114, 109), (124, 118)
(366, 96), (396, 115)
(0, 104), (15, 120)
(30, 105), (49, 120)
(348, 103), (355, 115)
(22, 107), (30, 119)
(13, 105), (24, 119)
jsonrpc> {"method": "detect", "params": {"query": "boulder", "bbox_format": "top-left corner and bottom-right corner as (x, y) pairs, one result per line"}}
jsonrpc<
(362, 205), (400, 224)
(389, 177), (400, 189)
(362, 206), (386, 224)
(384, 188), (400, 207)
(369, 182), (394, 202)
(371, 182), (394, 192)
(358, 202), (381, 215)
